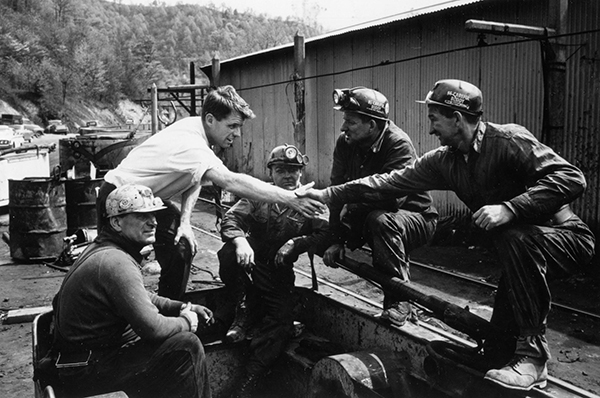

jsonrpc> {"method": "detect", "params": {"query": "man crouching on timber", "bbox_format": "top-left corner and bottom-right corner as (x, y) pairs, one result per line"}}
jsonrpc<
(51, 184), (214, 398)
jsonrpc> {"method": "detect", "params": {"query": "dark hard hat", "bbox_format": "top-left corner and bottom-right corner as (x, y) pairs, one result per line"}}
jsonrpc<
(417, 79), (483, 115)
(332, 87), (389, 120)
(267, 144), (308, 168)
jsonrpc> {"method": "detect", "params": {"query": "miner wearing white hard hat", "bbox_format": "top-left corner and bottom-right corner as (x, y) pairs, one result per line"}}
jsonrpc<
(325, 86), (438, 328)
(218, 144), (332, 397)
(52, 184), (214, 398)
(301, 79), (595, 392)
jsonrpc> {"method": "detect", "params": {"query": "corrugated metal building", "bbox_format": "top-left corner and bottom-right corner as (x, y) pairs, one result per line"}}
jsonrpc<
(201, 0), (600, 239)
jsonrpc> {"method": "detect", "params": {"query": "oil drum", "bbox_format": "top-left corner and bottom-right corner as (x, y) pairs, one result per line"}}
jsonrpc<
(65, 177), (103, 235)
(8, 177), (67, 261)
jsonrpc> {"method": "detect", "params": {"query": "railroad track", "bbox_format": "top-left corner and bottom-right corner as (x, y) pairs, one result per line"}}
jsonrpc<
(190, 200), (600, 398)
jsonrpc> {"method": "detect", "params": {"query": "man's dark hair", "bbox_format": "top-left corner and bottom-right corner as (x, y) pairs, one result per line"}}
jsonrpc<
(202, 85), (256, 121)
(430, 104), (481, 125)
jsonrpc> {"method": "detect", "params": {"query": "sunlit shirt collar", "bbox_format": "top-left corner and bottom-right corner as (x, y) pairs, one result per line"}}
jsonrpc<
(368, 120), (390, 153)
(464, 122), (485, 162)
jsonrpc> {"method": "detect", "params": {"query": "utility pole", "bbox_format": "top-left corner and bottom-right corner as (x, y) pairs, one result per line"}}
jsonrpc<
(293, 33), (306, 154)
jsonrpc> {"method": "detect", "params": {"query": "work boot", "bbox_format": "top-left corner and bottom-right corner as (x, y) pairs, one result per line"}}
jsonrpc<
(484, 355), (547, 391)
(225, 297), (248, 343)
(379, 301), (415, 327)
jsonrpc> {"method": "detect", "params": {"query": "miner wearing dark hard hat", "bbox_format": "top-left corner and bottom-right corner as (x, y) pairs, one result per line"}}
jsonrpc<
(217, 144), (332, 398)
(301, 79), (595, 392)
(325, 86), (438, 327)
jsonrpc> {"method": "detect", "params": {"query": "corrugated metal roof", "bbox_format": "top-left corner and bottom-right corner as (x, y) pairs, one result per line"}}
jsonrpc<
(211, 0), (483, 65)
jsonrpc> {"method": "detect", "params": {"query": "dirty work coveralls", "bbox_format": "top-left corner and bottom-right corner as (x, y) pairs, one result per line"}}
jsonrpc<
(52, 230), (210, 398)
(99, 116), (224, 299)
(218, 197), (331, 377)
(330, 121), (438, 305)
(326, 122), (595, 362)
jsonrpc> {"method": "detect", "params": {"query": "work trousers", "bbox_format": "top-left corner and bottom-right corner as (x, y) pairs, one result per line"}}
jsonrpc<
(486, 216), (595, 362)
(96, 182), (192, 299)
(58, 332), (211, 398)
(360, 209), (437, 304)
(218, 240), (296, 377)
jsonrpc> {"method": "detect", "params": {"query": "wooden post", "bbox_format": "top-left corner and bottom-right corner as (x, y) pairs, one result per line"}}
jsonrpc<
(544, 0), (568, 152)
(150, 83), (158, 134)
(293, 33), (306, 154)
(211, 54), (220, 87)
(190, 61), (197, 116)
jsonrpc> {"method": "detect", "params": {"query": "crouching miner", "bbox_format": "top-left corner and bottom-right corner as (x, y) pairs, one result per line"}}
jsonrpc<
(51, 184), (214, 398)
(218, 144), (332, 397)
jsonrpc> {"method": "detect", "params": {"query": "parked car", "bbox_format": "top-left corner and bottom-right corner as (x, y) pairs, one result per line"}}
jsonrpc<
(0, 126), (25, 150)
(22, 122), (44, 137)
(10, 124), (35, 142)
(45, 120), (69, 134)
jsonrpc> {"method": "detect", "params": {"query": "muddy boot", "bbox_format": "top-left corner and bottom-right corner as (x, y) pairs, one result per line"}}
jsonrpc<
(225, 296), (248, 343)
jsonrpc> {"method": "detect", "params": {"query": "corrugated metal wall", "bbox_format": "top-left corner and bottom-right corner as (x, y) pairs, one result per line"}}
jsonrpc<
(201, 0), (600, 234)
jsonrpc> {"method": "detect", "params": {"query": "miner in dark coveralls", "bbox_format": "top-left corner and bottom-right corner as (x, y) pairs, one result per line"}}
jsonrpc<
(325, 86), (438, 327)
(301, 79), (595, 391)
(217, 144), (332, 398)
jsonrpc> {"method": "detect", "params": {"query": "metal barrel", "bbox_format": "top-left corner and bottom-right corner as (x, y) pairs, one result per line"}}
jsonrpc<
(8, 178), (67, 262)
(65, 177), (103, 235)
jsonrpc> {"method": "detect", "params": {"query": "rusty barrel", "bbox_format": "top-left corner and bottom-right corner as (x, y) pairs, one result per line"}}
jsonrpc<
(8, 178), (67, 261)
(65, 177), (103, 235)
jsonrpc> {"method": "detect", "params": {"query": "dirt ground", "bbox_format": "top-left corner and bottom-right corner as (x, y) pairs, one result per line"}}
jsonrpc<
(1, 200), (599, 397)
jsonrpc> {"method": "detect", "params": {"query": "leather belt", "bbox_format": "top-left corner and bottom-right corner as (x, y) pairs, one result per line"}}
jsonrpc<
(547, 205), (575, 226)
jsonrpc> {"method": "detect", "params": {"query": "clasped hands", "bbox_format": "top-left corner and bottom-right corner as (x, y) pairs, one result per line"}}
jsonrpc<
(290, 182), (329, 218)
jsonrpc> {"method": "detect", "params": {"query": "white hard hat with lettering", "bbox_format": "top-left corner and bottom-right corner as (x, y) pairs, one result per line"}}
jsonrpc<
(105, 184), (166, 218)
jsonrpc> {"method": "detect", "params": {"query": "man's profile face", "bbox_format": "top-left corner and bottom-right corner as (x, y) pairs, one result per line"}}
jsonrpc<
(115, 213), (158, 246)
(427, 106), (462, 149)
(206, 111), (244, 149)
(340, 112), (374, 146)
(270, 164), (302, 190)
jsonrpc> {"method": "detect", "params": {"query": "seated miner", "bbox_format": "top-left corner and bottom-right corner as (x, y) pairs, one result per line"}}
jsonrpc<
(301, 79), (596, 391)
(217, 144), (332, 397)
(51, 184), (214, 398)
(325, 86), (438, 327)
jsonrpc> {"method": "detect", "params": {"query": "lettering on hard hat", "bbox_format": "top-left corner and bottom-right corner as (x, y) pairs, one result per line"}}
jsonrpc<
(445, 91), (470, 110)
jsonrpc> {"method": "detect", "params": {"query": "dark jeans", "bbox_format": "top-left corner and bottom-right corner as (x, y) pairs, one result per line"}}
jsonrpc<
(96, 182), (192, 299)
(486, 216), (595, 361)
(357, 209), (437, 305)
(58, 333), (211, 398)
(218, 240), (295, 376)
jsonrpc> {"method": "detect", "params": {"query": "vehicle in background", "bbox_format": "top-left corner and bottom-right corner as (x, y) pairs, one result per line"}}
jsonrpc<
(45, 119), (69, 134)
(0, 126), (25, 150)
(85, 120), (100, 127)
(1, 114), (23, 125)
(9, 124), (35, 142)
(23, 122), (44, 137)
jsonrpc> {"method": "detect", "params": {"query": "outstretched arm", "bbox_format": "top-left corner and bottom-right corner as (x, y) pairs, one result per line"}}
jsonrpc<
(204, 166), (326, 218)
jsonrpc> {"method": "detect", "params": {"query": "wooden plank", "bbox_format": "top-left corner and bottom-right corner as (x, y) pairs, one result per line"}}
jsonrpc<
(4, 306), (52, 324)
